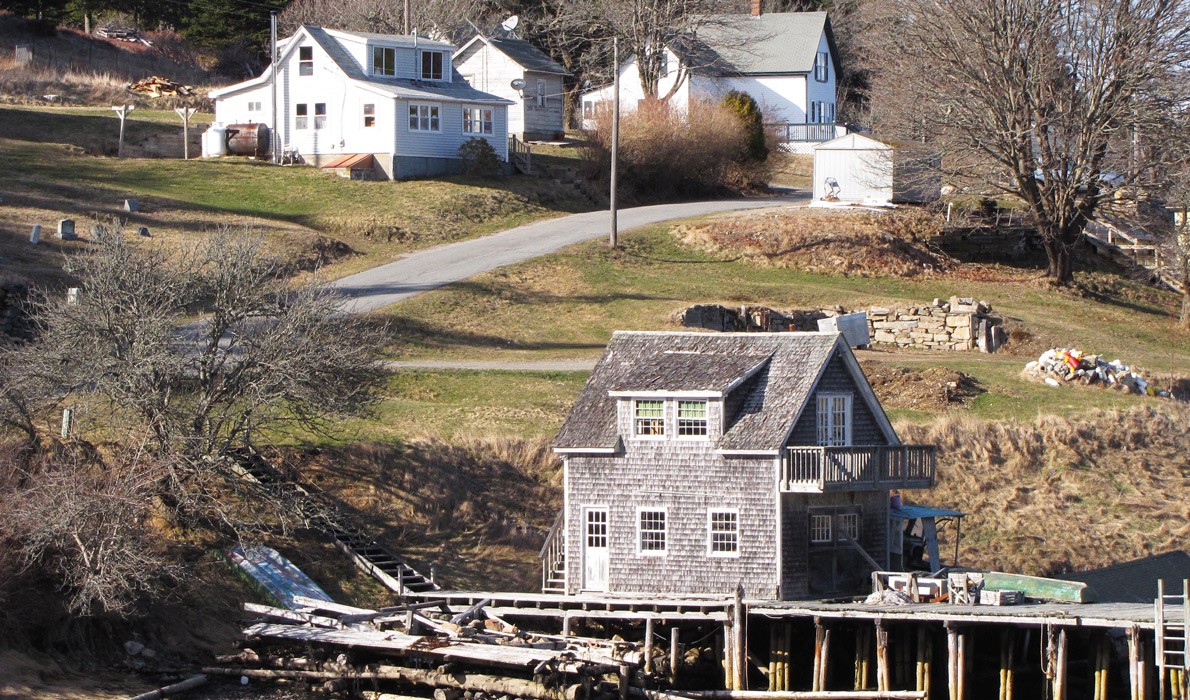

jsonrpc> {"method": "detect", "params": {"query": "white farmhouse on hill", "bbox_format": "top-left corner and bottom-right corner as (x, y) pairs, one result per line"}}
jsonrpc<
(210, 25), (513, 180)
(580, 7), (845, 151)
(454, 33), (570, 141)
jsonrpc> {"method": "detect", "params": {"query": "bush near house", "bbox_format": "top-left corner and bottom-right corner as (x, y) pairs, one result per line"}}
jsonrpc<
(458, 137), (502, 177)
(721, 90), (768, 163)
(582, 98), (770, 203)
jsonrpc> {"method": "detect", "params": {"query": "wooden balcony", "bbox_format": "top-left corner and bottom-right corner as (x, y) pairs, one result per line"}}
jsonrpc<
(781, 445), (936, 493)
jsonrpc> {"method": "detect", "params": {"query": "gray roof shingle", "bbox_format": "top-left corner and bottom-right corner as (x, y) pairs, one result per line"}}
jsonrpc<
(553, 331), (846, 452)
(486, 36), (569, 75)
(679, 12), (835, 76)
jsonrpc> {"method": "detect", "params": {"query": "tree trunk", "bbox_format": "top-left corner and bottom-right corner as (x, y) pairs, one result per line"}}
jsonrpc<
(1040, 223), (1077, 285)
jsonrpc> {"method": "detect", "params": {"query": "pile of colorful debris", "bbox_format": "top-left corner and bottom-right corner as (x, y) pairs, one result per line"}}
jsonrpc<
(127, 76), (194, 97)
(1025, 348), (1172, 398)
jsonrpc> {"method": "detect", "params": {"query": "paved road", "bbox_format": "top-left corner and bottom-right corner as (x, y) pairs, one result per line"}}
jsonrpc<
(332, 194), (807, 313)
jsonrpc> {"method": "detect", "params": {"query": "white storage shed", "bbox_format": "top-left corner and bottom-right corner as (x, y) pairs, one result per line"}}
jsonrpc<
(812, 133), (939, 204)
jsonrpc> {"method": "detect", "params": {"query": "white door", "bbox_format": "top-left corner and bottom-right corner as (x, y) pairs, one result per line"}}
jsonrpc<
(583, 507), (609, 592)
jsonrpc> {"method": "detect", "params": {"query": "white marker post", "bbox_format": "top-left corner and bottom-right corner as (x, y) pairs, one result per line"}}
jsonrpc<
(112, 104), (135, 158)
(175, 107), (197, 160)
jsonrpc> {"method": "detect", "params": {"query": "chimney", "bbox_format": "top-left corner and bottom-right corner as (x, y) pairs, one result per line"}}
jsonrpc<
(751, 0), (762, 16)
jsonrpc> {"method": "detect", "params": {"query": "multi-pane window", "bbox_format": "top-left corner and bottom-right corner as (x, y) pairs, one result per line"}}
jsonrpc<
(814, 51), (829, 82)
(420, 50), (444, 80)
(463, 107), (493, 134)
(677, 401), (708, 437)
(363, 103), (375, 127)
(634, 400), (665, 436)
(299, 46), (313, 76)
(295, 103), (308, 129)
(810, 513), (832, 543)
(372, 46), (396, 76)
(816, 394), (851, 446)
(838, 512), (860, 542)
(408, 104), (440, 131)
(586, 509), (607, 548)
(708, 509), (739, 556)
(536, 79), (546, 107)
(248, 101), (261, 112)
(313, 103), (327, 130)
(638, 509), (667, 554)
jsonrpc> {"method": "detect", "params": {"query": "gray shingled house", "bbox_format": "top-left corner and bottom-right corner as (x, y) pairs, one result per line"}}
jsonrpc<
(541, 331), (936, 600)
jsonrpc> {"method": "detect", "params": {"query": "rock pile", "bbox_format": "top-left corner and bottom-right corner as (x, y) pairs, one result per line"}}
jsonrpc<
(1024, 348), (1173, 398)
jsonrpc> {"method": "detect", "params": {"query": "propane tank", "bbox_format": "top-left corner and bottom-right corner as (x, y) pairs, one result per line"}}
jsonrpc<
(202, 124), (228, 157)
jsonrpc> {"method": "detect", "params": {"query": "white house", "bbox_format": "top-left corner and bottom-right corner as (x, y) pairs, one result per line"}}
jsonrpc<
(580, 7), (843, 149)
(209, 25), (513, 180)
(812, 133), (940, 204)
(454, 33), (570, 141)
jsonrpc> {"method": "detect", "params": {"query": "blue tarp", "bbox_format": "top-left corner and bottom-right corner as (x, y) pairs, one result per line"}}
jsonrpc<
(890, 504), (966, 520)
(226, 545), (334, 610)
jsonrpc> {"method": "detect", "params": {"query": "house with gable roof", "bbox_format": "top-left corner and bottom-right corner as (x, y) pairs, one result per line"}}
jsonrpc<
(454, 33), (570, 141)
(579, 5), (845, 148)
(541, 331), (937, 600)
(210, 25), (513, 180)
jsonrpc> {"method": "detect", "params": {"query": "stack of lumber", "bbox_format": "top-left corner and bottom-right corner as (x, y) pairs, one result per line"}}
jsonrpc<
(127, 76), (195, 97)
(206, 596), (642, 699)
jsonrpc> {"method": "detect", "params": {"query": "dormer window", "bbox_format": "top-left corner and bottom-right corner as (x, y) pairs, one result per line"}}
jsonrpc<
(816, 393), (852, 446)
(372, 46), (396, 76)
(420, 50), (445, 80)
(634, 400), (665, 436)
(299, 46), (313, 76)
(814, 51), (829, 82)
(677, 401), (708, 437)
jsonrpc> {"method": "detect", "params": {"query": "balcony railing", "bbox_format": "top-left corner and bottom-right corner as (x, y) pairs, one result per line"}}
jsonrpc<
(782, 445), (936, 492)
(767, 122), (846, 143)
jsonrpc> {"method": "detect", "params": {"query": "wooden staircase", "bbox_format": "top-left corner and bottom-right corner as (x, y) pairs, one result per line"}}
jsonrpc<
(1157, 579), (1190, 700)
(509, 135), (533, 175)
(232, 449), (440, 597)
(540, 511), (566, 594)
(1084, 219), (1184, 293)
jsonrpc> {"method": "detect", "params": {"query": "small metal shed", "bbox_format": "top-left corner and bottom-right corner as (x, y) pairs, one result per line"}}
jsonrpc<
(812, 133), (940, 204)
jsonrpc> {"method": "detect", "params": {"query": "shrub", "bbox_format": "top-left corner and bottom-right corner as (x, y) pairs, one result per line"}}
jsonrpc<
(722, 90), (768, 162)
(583, 98), (768, 202)
(458, 137), (502, 177)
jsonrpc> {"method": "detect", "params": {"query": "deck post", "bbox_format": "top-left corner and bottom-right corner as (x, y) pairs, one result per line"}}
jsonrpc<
(876, 620), (891, 691)
(1048, 626), (1068, 700)
(723, 610), (734, 689)
(855, 623), (871, 690)
(645, 618), (655, 674)
(670, 626), (681, 685)
(732, 585), (747, 691)
(769, 625), (779, 691)
(946, 624), (963, 700)
(916, 624), (931, 699)
(1094, 632), (1110, 700)
(562, 613), (572, 638)
(999, 628), (1015, 700)
(812, 617), (831, 692)
(1131, 626), (1143, 700)
(619, 664), (630, 700)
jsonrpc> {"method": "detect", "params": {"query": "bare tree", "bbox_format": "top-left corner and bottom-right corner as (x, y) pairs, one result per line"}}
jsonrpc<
(863, 0), (1190, 284)
(278, 0), (490, 41)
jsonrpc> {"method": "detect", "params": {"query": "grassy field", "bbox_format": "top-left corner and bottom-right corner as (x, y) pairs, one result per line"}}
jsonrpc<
(0, 105), (592, 286)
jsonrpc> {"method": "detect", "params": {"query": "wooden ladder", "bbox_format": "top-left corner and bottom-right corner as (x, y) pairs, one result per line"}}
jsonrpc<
(1156, 579), (1190, 700)
(231, 449), (441, 597)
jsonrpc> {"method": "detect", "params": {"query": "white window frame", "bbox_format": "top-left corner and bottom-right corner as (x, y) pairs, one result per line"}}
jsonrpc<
(463, 107), (493, 134)
(420, 50), (445, 81)
(707, 508), (740, 557)
(372, 46), (396, 76)
(637, 507), (668, 556)
(247, 101), (261, 112)
(676, 400), (709, 438)
(814, 51), (829, 82)
(633, 399), (666, 438)
(816, 393), (852, 447)
(810, 513), (832, 544)
(363, 103), (375, 127)
(295, 103), (308, 130)
(313, 102), (327, 130)
(536, 79), (546, 107)
(408, 103), (441, 132)
(838, 512), (860, 542)
(298, 46), (313, 76)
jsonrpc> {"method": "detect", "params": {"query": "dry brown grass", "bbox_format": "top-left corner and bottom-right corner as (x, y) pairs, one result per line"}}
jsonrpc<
(898, 404), (1190, 576)
(286, 436), (562, 592)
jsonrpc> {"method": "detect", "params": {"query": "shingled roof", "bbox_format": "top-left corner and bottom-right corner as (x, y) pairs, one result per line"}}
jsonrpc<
(674, 12), (840, 77)
(554, 331), (890, 453)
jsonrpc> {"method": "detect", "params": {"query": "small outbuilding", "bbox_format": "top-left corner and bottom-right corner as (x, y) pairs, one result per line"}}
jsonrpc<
(812, 133), (939, 204)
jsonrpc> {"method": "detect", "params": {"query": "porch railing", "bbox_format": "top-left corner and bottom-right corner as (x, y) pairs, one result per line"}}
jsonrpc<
(767, 122), (846, 143)
(540, 510), (565, 594)
(782, 445), (936, 492)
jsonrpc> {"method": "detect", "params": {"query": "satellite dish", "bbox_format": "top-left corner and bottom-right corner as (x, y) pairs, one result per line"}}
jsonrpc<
(501, 15), (520, 32)
(510, 78), (526, 91)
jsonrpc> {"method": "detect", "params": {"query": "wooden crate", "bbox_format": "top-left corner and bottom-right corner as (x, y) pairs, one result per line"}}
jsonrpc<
(980, 589), (1024, 606)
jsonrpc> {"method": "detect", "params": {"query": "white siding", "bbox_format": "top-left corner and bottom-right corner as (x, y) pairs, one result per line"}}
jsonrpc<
(697, 74), (808, 123)
(456, 43), (528, 135)
(813, 144), (893, 203)
(214, 83), (272, 127)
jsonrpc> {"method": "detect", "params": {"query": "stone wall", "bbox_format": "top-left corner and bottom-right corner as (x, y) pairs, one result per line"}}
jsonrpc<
(676, 295), (1006, 353)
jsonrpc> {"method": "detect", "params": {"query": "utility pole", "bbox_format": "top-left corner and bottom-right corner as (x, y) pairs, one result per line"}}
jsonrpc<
(112, 104), (134, 158)
(270, 11), (279, 165)
(175, 107), (196, 159)
(610, 36), (620, 249)
(404, 0), (411, 34)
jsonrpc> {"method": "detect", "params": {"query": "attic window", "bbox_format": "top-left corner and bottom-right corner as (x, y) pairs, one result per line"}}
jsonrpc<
(420, 50), (445, 80)
(677, 401), (708, 437)
(816, 393), (851, 446)
(634, 400), (665, 436)
(373, 46), (396, 77)
(814, 51), (829, 82)
(299, 46), (313, 76)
